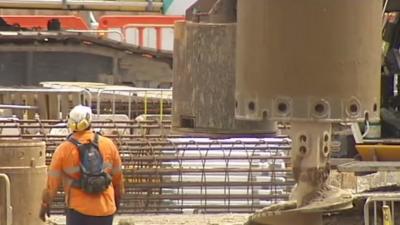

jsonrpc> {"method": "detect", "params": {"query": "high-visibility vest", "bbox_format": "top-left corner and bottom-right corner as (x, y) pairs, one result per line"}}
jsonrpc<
(47, 130), (124, 216)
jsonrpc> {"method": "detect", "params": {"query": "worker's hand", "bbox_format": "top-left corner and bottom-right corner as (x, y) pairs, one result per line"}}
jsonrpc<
(39, 203), (50, 222)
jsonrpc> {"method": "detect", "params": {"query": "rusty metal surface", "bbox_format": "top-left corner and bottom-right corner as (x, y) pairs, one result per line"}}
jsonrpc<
(0, 140), (46, 225)
(235, 0), (381, 123)
(0, 119), (293, 214)
(289, 122), (332, 207)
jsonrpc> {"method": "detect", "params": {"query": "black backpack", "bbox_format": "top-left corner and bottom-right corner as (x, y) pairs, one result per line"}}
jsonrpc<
(68, 133), (112, 194)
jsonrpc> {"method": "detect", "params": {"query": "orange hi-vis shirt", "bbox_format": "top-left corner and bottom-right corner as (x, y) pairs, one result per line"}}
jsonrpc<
(47, 130), (124, 216)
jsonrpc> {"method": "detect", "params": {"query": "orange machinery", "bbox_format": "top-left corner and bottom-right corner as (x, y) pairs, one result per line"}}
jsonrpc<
(1, 15), (89, 30)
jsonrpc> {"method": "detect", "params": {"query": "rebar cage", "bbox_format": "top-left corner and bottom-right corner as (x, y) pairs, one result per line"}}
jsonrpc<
(0, 87), (293, 214)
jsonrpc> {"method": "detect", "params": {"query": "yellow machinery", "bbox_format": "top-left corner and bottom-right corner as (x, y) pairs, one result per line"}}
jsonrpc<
(357, 145), (400, 161)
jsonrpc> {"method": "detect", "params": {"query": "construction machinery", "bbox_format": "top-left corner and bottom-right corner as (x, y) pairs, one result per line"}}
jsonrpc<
(173, 0), (400, 225)
(0, 0), (399, 225)
(0, 15), (177, 88)
(0, 84), (293, 223)
(0, 0), (163, 12)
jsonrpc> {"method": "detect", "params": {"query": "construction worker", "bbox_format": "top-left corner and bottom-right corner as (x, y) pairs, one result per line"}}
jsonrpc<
(39, 105), (124, 225)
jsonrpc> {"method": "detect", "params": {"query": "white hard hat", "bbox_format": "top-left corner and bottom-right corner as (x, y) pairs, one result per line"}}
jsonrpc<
(67, 105), (93, 132)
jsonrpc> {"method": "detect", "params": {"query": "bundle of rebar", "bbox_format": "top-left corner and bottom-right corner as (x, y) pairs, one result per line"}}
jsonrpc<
(0, 119), (293, 213)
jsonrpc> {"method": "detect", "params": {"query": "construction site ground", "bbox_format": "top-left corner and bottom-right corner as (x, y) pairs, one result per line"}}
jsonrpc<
(47, 214), (250, 225)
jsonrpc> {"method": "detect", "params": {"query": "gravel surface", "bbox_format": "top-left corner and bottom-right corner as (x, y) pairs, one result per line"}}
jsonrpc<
(47, 214), (250, 225)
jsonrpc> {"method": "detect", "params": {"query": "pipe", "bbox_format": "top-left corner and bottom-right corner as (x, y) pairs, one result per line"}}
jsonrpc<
(362, 194), (400, 225)
(0, 104), (37, 110)
(65, 30), (125, 42)
(0, 0), (163, 12)
(0, 173), (12, 225)
(0, 88), (84, 93)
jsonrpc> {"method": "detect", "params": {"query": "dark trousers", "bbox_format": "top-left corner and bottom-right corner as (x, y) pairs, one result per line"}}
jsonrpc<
(66, 209), (114, 225)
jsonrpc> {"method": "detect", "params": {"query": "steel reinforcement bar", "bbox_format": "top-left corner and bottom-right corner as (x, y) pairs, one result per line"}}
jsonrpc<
(0, 119), (293, 214)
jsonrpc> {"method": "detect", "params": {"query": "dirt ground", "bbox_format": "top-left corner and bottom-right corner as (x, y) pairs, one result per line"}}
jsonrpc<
(47, 214), (250, 225)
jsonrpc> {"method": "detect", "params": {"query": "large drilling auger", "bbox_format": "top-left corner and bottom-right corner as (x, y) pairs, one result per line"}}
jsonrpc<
(235, 1), (381, 224)
(173, 0), (381, 224)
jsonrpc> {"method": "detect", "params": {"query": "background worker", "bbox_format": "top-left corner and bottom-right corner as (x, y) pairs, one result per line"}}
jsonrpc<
(39, 105), (124, 225)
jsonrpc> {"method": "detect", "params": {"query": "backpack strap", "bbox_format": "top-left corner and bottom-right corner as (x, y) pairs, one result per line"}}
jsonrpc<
(66, 134), (86, 188)
(66, 132), (100, 157)
(66, 134), (85, 162)
(67, 136), (82, 148)
(92, 132), (100, 149)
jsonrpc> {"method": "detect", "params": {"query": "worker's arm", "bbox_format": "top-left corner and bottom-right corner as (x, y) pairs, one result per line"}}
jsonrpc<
(110, 140), (124, 209)
(39, 144), (65, 221)
(45, 144), (65, 203)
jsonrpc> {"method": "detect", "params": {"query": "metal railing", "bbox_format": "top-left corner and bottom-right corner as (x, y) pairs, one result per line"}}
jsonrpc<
(0, 87), (170, 120)
(122, 24), (175, 51)
(0, 173), (12, 225)
(95, 88), (171, 120)
(363, 193), (400, 225)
